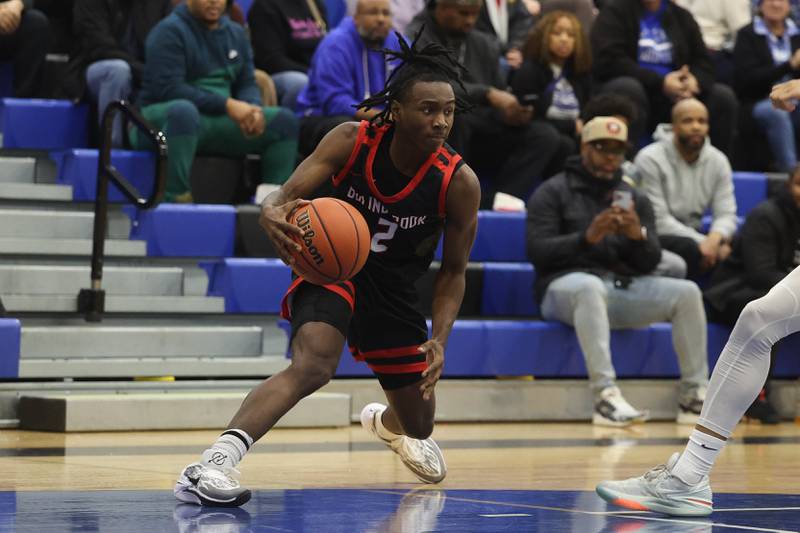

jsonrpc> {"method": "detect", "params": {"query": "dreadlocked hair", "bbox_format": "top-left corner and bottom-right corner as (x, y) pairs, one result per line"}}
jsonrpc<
(356, 28), (472, 125)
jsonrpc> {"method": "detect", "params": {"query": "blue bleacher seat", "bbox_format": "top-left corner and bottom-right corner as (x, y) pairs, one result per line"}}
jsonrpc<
(278, 318), (800, 378)
(0, 63), (12, 128)
(325, 0), (347, 28)
(0, 319), (20, 378)
(51, 149), (155, 202)
(436, 211), (526, 262)
(732, 171), (768, 216)
(126, 204), (236, 257)
(1, 99), (88, 149)
(481, 262), (538, 316)
(203, 258), (291, 313)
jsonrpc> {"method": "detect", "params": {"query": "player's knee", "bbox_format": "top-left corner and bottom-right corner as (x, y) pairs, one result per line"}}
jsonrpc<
(289, 357), (337, 394)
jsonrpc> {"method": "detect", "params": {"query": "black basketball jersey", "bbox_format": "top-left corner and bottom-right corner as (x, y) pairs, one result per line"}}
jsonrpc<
(331, 121), (463, 285)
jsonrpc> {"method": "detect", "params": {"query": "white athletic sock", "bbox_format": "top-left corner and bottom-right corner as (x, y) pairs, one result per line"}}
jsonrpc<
(202, 429), (254, 470)
(672, 429), (726, 485)
(374, 410), (402, 442)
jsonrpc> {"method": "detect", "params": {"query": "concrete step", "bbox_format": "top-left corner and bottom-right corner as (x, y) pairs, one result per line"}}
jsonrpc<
(18, 355), (288, 379)
(17, 391), (348, 431)
(0, 182), (72, 201)
(21, 325), (264, 358)
(0, 265), (185, 295)
(3, 294), (224, 314)
(0, 208), (130, 239)
(0, 157), (35, 183)
(0, 237), (145, 257)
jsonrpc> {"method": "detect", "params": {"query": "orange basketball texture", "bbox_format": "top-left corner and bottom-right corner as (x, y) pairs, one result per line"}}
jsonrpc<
(288, 198), (371, 285)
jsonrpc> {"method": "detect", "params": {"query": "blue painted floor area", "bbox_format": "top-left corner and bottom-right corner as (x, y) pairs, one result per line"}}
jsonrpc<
(0, 489), (798, 532)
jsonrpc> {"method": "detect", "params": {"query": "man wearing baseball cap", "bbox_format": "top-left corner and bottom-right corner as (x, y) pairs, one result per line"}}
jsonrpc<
(526, 115), (709, 427)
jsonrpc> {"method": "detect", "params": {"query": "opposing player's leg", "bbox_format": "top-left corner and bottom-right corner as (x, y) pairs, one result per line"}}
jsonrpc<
(596, 266), (800, 516)
(175, 283), (350, 506)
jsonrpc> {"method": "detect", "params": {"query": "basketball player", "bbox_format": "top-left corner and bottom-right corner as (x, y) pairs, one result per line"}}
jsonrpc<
(174, 34), (481, 507)
(594, 78), (800, 517)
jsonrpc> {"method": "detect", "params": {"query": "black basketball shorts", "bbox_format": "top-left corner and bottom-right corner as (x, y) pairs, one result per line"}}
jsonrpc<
(281, 275), (429, 390)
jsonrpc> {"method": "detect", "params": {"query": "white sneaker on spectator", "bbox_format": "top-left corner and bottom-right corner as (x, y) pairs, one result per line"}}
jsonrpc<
(593, 386), (649, 427)
(255, 183), (280, 205)
(677, 386), (706, 425)
(492, 191), (526, 212)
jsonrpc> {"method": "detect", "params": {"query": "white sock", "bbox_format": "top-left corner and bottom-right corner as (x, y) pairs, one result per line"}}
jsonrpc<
(672, 429), (726, 485)
(202, 429), (254, 469)
(374, 410), (402, 441)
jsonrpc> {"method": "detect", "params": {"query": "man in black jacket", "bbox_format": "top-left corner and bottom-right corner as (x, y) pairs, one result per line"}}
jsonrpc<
(527, 115), (709, 426)
(63, 0), (173, 146)
(408, 0), (569, 207)
(590, 0), (737, 155)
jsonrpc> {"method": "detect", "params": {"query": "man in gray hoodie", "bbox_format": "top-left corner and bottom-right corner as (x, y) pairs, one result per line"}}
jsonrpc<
(635, 98), (737, 278)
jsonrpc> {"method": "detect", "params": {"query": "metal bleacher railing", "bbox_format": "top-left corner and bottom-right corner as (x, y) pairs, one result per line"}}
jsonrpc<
(77, 100), (168, 322)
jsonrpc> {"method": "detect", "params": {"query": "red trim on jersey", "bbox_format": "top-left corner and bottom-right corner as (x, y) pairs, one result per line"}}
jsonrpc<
(279, 278), (355, 320)
(437, 153), (462, 217)
(367, 361), (429, 374)
(364, 127), (441, 204)
(332, 121), (370, 187)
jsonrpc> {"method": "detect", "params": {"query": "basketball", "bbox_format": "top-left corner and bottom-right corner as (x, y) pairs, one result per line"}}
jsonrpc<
(288, 197), (371, 285)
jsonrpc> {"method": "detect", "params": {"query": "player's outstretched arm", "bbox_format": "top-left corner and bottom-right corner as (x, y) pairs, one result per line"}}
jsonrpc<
(419, 164), (481, 401)
(259, 122), (360, 265)
(770, 79), (800, 111)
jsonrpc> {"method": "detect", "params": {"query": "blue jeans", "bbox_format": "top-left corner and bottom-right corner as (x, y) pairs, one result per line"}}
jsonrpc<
(753, 97), (800, 172)
(271, 70), (308, 111)
(85, 59), (132, 147)
(540, 272), (708, 398)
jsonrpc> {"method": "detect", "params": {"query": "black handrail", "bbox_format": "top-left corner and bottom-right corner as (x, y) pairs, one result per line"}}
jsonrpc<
(78, 100), (168, 322)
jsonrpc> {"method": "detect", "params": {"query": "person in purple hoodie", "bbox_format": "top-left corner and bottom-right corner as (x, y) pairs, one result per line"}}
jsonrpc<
(296, 0), (403, 155)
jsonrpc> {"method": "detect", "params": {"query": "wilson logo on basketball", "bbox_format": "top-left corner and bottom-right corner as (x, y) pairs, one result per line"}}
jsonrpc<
(295, 209), (324, 266)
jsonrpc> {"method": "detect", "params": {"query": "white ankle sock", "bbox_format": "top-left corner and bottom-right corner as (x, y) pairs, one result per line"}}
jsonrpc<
(672, 429), (726, 485)
(202, 429), (254, 469)
(374, 410), (402, 441)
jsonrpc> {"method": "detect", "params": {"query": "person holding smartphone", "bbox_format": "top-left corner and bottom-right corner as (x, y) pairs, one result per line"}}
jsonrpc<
(526, 116), (709, 427)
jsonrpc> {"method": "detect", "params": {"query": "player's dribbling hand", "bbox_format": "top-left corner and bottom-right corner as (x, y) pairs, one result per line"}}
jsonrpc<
(770, 80), (800, 111)
(259, 198), (309, 265)
(419, 339), (444, 401)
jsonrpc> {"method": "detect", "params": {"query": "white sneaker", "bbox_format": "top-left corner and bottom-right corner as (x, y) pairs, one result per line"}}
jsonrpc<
(593, 386), (649, 427)
(360, 402), (447, 484)
(596, 452), (713, 516)
(174, 462), (251, 507)
(677, 386), (706, 425)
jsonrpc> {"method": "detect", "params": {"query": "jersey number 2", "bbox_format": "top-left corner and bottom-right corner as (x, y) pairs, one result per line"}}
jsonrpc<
(371, 217), (397, 252)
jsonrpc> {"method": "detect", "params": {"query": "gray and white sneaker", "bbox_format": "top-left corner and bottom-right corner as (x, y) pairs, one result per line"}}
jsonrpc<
(596, 452), (713, 516)
(593, 386), (649, 427)
(677, 386), (706, 425)
(174, 462), (252, 507)
(360, 402), (447, 484)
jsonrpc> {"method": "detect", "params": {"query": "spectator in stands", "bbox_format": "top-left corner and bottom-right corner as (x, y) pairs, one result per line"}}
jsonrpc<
(734, 0), (800, 173)
(673, 0), (751, 87)
(511, 10), (592, 153)
(0, 0), (49, 98)
(393, 0), (426, 35)
(295, 0), (401, 156)
(540, 0), (598, 36)
(591, 0), (738, 156)
(527, 115), (709, 426)
(136, 0), (299, 203)
(248, 0), (327, 110)
(752, 0), (800, 25)
(475, 0), (534, 71)
(409, 0), (570, 209)
(703, 167), (800, 424)
(635, 98), (737, 279)
(63, 0), (172, 147)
